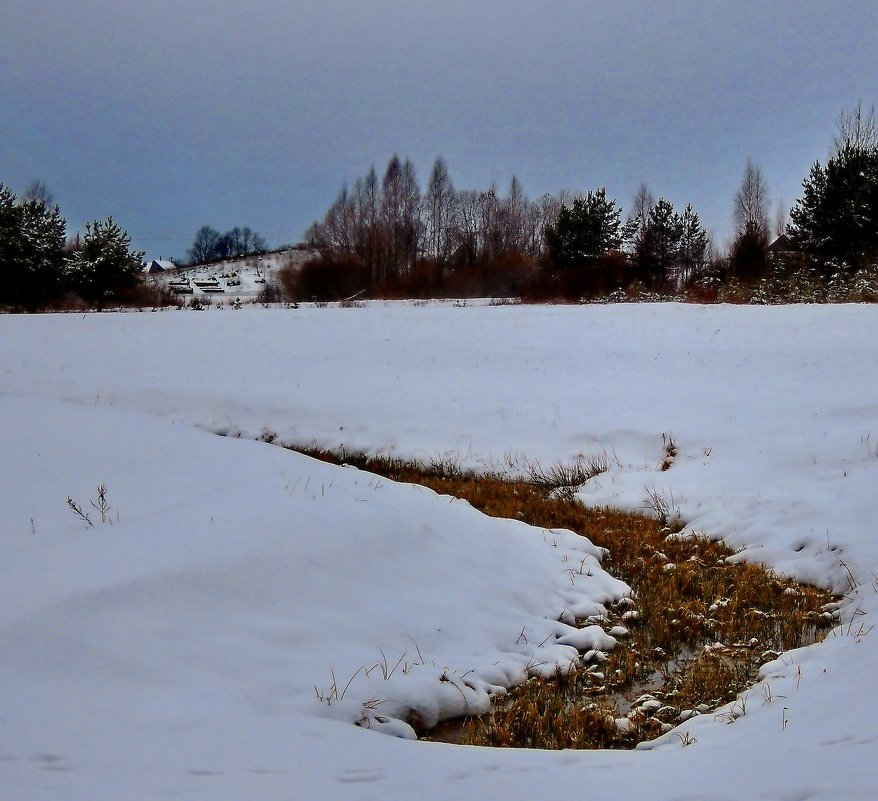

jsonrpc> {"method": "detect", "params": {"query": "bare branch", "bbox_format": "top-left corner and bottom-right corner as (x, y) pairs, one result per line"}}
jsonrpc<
(833, 101), (878, 154)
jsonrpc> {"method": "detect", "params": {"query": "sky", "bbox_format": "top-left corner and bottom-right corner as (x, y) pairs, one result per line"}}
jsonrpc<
(2, 1), (877, 261)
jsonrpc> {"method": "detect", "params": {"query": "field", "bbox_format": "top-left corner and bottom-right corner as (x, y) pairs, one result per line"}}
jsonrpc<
(2, 302), (877, 800)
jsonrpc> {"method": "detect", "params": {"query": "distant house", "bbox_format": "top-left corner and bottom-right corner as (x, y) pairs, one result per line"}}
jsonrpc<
(144, 259), (176, 274)
(767, 234), (806, 270)
(767, 234), (795, 254)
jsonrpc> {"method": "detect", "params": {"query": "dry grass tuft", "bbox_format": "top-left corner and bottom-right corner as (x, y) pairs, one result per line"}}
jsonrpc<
(293, 446), (836, 749)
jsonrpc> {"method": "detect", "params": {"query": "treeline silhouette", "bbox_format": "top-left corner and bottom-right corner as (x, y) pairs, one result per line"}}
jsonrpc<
(293, 104), (878, 304)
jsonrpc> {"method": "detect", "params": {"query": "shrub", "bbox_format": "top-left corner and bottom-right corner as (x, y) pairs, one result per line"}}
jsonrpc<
(444, 252), (537, 298)
(256, 280), (282, 304)
(382, 259), (445, 299)
(286, 253), (371, 301)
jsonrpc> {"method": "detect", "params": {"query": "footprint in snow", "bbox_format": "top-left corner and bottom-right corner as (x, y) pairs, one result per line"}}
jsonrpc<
(336, 768), (388, 784)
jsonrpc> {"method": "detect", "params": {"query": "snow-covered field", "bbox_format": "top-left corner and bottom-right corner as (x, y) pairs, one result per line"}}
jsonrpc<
(2, 302), (877, 800)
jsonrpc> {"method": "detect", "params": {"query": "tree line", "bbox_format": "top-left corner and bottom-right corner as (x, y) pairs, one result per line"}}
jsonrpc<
(187, 225), (267, 265)
(295, 104), (878, 302)
(0, 181), (145, 311)
(5, 103), (876, 309)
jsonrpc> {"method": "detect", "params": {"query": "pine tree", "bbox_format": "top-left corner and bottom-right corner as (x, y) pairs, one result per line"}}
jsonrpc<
(18, 199), (67, 309)
(633, 198), (682, 289)
(788, 143), (878, 274)
(545, 188), (625, 268)
(729, 220), (769, 282)
(0, 184), (68, 310)
(676, 204), (709, 285)
(69, 218), (144, 310)
(730, 160), (770, 282)
(0, 185), (23, 308)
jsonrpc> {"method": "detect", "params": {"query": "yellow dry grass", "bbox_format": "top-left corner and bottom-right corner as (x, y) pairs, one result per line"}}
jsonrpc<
(295, 447), (835, 749)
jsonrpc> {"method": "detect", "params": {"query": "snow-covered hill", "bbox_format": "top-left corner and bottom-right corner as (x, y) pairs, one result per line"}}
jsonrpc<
(147, 246), (315, 299)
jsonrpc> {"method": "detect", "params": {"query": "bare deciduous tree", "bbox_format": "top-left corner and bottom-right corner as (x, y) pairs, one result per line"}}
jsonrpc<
(774, 200), (788, 240)
(734, 159), (769, 237)
(453, 189), (481, 266)
(478, 185), (503, 263)
(380, 153), (403, 281)
(503, 175), (528, 254)
(631, 183), (655, 222)
(627, 183), (655, 245)
(363, 166), (380, 282)
(377, 154), (421, 281)
(730, 160), (770, 281)
(833, 101), (878, 154)
(226, 226), (264, 257)
(399, 158), (422, 275)
(520, 193), (557, 259)
(187, 225), (221, 264)
(22, 179), (54, 208)
(424, 157), (456, 263)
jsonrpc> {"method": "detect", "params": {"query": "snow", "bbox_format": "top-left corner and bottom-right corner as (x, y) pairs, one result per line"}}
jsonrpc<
(147, 247), (314, 298)
(2, 302), (878, 800)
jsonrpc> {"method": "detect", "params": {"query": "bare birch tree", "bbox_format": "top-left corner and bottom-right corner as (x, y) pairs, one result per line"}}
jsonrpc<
(424, 157), (456, 263)
(734, 159), (769, 237)
(773, 200), (788, 240)
(833, 101), (878, 154)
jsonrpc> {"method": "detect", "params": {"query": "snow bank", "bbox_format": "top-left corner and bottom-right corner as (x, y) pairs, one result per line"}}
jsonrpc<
(0, 395), (627, 797)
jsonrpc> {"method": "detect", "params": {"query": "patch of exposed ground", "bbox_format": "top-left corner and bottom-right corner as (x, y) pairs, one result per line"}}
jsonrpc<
(293, 447), (838, 749)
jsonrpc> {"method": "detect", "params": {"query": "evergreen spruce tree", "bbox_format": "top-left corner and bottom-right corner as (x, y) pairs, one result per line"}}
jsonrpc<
(69, 218), (144, 310)
(676, 204), (710, 285)
(18, 200), (68, 310)
(633, 198), (683, 289)
(729, 220), (769, 282)
(0, 184), (68, 310)
(545, 188), (625, 268)
(788, 143), (878, 274)
(0, 185), (22, 307)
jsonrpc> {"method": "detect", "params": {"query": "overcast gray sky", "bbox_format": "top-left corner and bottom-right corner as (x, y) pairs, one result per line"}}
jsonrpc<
(2, 1), (877, 260)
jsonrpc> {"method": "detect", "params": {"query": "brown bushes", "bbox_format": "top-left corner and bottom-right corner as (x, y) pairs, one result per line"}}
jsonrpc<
(444, 252), (536, 298)
(280, 253), (371, 302)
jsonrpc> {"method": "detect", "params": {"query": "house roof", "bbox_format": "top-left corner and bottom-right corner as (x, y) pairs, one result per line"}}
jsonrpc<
(144, 259), (176, 273)
(768, 234), (794, 253)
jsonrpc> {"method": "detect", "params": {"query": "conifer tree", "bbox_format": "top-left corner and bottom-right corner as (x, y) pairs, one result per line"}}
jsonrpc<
(788, 143), (878, 274)
(0, 185), (23, 308)
(18, 199), (68, 309)
(676, 203), (710, 285)
(545, 188), (625, 268)
(730, 160), (770, 282)
(69, 218), (144, 310)
(729, 220), (769, 282)
(0, 184), (68, 310)
(633, 198), (682, 289)
(0, 184), (20, 279)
